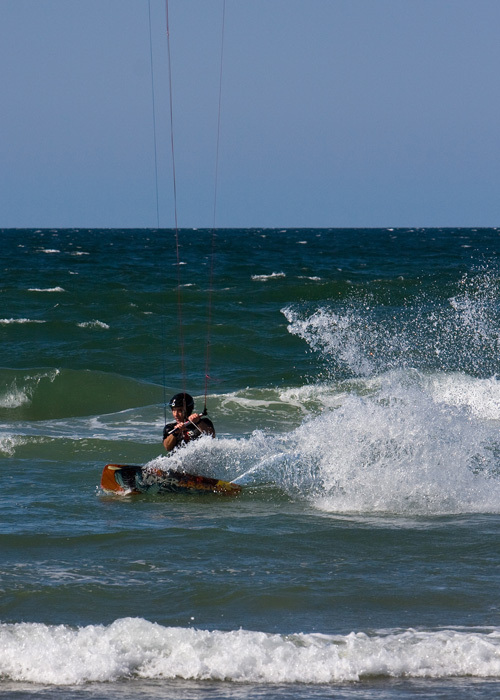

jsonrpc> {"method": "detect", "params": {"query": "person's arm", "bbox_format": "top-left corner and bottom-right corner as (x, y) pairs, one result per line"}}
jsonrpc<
(163, 421), (181, 451)
(163, 433), (179, 451)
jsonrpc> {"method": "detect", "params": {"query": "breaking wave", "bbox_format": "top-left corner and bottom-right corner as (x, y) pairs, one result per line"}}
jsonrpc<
(1, 619), (500, 685)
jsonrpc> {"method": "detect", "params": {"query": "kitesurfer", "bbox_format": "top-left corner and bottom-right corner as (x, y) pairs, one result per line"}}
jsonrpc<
(163, 392), (215, 452)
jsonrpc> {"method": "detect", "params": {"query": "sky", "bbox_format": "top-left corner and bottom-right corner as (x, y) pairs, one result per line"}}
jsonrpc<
(1, 0), (500, 229)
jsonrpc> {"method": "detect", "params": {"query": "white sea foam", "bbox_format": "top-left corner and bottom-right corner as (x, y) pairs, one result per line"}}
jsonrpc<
(0, 434), (29, 457)
(428, 373), (500, 420)
(0, 318), (45, 325)
(28, 287), (65, 292)
(77, 320), (110, 329)
(0, 619), (499, 685)
(0, 384), (30, 409)
(297, 381), (500, 515)
(251, 272), (286, 281)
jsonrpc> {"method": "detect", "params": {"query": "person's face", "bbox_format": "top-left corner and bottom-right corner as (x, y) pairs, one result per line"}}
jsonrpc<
(172, 407), (186, 423)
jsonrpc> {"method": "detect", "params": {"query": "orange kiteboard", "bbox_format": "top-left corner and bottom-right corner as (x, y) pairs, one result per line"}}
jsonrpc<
(100, 464), (242, 496)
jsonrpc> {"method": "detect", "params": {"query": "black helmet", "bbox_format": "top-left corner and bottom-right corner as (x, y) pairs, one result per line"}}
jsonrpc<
(169, 392), (194, 415)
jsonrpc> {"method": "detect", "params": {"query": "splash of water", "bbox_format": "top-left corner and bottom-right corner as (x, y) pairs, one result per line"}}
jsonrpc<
(263, 269), (500, 514)
(145, 370), (500, 515)
(283, 268), (500, 379)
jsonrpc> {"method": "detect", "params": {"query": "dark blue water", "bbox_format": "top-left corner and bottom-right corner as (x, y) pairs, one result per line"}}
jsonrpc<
(1, 228), (500, 698)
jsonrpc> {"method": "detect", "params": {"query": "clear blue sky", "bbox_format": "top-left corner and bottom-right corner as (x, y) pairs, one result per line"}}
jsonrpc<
(2, 0), (500, 229)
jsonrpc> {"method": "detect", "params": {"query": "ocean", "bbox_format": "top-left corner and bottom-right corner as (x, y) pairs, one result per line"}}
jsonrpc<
(1, 227), (500, 699)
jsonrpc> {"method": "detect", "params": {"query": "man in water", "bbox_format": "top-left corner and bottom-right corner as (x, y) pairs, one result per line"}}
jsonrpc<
(163, 392), (215, 452)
